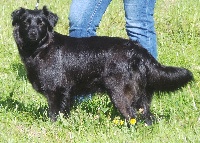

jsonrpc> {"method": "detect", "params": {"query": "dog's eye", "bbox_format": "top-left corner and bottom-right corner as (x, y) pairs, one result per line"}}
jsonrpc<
(37, 19), (44, 27)
(23, 21), (30, 26)
(23, 19), (31, 26)
(38, 22), (44, 27)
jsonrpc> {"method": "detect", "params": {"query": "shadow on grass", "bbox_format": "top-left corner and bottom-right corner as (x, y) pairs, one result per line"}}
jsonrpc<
(0, 96), (49, 122)
(10, 62), (27, 80)
(73, 94), (123, 120)
(74, 94), (172, 124)
(0, 95), (171, 125)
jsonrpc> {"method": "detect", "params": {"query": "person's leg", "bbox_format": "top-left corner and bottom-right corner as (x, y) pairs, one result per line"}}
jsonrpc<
(123, 0), (157, 59)
(69, 0), (112, 102)
(69, 0), (112, 38)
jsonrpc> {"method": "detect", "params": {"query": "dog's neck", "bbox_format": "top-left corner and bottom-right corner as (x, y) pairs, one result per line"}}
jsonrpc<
(33, 31), (53, 54)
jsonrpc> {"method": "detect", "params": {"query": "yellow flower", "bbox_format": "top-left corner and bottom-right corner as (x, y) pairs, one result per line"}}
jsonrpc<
(113, 119), (124, 126)
(130, 118), (136, 125)
(113, 119), (119, 125)
(120, 120), (124, 125)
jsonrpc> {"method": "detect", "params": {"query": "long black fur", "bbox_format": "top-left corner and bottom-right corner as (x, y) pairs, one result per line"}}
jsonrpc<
(11, 6), (193, 125)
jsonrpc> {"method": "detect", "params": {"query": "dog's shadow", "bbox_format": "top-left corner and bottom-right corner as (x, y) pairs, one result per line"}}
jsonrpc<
(0, 95), (171, 124)
(74, 95), (122, 120)
(0, 96), (49, 121)
(10, 62), (27, 81)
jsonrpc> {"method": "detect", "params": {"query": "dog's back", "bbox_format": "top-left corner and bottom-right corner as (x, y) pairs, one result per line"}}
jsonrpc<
(53, 34), (193, 95)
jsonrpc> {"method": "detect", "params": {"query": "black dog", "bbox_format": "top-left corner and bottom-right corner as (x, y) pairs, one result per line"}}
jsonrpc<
(11, 6), (193, 125)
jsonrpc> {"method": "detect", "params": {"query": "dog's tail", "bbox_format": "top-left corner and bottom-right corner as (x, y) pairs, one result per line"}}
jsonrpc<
(146, 59), (193, 92)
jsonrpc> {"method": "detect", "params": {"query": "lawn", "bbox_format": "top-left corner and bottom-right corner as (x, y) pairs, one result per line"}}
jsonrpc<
(0, 0), (199, 142)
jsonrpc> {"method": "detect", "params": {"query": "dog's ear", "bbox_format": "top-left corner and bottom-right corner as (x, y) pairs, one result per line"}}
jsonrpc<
(42, 6), (58, 29)
(11, 8), (26, 26)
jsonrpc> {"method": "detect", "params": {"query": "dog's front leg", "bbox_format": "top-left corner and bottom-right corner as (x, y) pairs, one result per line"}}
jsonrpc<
(46, 90), (72, 122)
(47, 96), (60, 122)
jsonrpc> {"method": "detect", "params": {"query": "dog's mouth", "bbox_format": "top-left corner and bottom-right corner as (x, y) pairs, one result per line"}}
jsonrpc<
(28, 36), (38, 41)
(29, 36), (39, 42)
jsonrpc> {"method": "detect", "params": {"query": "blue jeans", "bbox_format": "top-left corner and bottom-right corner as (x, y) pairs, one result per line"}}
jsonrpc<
(69, 0), (157, 59)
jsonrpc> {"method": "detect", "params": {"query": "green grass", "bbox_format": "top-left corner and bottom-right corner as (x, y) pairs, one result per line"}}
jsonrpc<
(0, 0), (199, 142)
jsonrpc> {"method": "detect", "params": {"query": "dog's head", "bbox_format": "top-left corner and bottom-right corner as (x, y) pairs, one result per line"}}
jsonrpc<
(11, 6), (58, 43)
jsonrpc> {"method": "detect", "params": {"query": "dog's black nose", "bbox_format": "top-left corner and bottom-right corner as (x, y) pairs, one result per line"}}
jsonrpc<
(30, 29), (37, 35)
(28, 29), (38, 40)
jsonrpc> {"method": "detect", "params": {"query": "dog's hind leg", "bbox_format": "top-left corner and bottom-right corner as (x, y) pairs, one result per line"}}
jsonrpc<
(136, 90), (154, 126)
(140, 96), (154, 126)
(106, 82), (137, 123)
(110, 91), (137, 122)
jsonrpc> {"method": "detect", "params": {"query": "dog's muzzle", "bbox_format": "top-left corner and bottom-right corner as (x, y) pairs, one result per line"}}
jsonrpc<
(28, 29), (39, 41)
